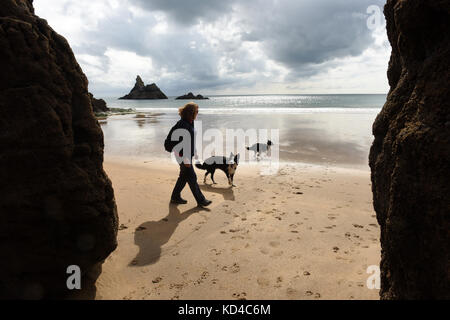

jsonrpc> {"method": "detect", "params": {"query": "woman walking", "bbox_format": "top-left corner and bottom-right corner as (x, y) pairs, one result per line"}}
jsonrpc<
(167, 102), (212, 207)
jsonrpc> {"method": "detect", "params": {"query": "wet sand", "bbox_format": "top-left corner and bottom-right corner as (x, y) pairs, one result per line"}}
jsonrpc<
(100, 111), (378, 170)
(94, 158), (380, 300)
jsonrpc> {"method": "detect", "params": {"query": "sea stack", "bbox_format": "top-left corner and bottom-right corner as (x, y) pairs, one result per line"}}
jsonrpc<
(120, 76), (168, 100)
(0, 0), (118, 299)
(369, 0), (450, 299)
(176, 92), (209, 100)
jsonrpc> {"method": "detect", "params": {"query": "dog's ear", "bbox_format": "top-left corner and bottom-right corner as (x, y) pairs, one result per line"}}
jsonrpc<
(235, 153), (240, 164)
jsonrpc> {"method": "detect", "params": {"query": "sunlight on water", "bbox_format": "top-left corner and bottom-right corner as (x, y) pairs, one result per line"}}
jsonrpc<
(100, 94), (386, 170)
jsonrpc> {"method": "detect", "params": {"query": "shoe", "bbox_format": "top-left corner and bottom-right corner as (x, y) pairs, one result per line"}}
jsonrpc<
(171, 197), (187, 205)
(198, 200), (212, 207)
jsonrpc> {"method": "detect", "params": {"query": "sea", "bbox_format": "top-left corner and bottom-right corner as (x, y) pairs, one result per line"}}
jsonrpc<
(100, 94), (386, 170)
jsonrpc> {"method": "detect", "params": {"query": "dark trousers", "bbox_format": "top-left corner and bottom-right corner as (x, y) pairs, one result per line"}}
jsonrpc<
(171, 164), (206, 204)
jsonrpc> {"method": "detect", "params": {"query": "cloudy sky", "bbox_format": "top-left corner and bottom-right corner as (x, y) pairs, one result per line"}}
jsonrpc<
(34, 0), (390, 97)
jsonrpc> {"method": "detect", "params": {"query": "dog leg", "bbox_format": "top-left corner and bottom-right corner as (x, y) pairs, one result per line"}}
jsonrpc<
(230, 174), (236, 187)
(204, 172), (209, 184)
(226, 173), (232, 186)
(211, 170), (217, 184)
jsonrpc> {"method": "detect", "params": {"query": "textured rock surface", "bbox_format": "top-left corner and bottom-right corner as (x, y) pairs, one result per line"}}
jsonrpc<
(0, 0), (118, 299)
(89, 93), (109, 113)
(176, 92), (209, 100)
(369, 0), (450, 299)
(120, 75), (168, 100)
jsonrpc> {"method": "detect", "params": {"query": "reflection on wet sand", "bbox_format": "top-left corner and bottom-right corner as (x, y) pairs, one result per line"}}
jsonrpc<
(101, 111), (378, 169)
(135, 113), (163, 128)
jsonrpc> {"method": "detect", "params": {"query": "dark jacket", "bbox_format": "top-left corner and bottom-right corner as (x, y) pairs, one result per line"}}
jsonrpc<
(171, 119), (195, 160)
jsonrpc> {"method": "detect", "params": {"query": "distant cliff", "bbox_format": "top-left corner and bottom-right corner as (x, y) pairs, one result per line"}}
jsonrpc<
(369, 0), (450, 299)
(176, 92), (209, 100)
(0, 0), (118, 299)
(120, 76), (168, 100)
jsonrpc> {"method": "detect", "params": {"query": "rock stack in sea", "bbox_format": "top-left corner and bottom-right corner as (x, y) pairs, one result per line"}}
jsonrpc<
(0, 0), (118, 299)
(369, 0), (450, 299)
(176, 92), (209, 100)
(119, 76), (168, 100)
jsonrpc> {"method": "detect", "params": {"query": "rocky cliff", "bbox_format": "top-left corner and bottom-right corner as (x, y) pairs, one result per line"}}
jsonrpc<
(119, 76), (168, 100)
(89, 93), (109, 113)
(369, 0), (450, 299)
(0, 0), (118, 299)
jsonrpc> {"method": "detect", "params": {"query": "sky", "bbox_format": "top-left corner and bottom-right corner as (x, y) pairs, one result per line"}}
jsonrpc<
(34, 0), (390, 97)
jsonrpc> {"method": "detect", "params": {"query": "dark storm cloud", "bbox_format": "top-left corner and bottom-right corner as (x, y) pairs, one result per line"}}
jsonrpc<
(133, 0), (235, 25)
(35, 0), (388, 95)
(235, 0), (386, 78)
(129, 0), (386, 79)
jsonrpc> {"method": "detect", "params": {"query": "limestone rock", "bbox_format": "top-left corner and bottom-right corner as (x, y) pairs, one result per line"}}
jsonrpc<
(0, 0), (118, 299)
(119, 76), (168, 100)
(89, 93), (109, 113)
(176, 92), (209, 100)
(369, 0), (450, 299)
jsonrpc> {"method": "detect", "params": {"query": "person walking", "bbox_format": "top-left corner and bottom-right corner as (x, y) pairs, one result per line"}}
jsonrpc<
(166, 102), (212, 207)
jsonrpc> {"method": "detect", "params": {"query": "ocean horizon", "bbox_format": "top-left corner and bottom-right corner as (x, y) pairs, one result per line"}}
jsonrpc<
(101, 94), (387, 114)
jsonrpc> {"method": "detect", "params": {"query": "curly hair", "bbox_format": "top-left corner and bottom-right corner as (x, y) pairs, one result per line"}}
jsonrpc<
(179, 102), (199, 122)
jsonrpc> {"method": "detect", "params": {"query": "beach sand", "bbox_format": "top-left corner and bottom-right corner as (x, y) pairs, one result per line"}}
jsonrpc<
(92, 157), (380, 300)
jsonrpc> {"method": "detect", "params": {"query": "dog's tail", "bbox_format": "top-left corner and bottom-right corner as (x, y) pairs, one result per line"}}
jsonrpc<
(246, 147), (250, 151)
(195, 162), (206, 170)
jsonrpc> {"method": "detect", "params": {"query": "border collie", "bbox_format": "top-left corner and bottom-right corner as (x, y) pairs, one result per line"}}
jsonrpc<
(246, 140), (273, 158)
(195, 153), (240, 187)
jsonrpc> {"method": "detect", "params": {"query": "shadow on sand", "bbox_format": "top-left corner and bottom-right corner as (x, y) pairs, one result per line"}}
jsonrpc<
(130, 204), (210, 267)
(200, 184), (235, 201)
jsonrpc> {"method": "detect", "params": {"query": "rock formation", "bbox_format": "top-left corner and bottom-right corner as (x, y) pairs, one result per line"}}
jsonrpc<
(119, 76), (168, 100)
(176, 92), (209, 100)
(89, 93), (109, 113)
(369, 0), (449, 299)
(0, 0), (118, 299)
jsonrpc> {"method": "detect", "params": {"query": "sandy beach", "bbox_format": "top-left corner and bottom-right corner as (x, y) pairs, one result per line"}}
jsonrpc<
(94, 157), (380, 300)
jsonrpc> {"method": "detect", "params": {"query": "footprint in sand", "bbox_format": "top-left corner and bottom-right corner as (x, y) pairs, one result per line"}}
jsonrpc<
(232, 292), (247, 300)
(152, 277), (163, 284)
(286, 288), (298, 296)
(269, 241), (280, 248)
(271, 250), (284, 257)
(230, 263), (240, 273)
(257, 278), (270, 287)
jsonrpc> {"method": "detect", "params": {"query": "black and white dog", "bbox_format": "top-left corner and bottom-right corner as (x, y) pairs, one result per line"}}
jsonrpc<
(246, 140), (273, 158)
(195, 153), (240, 187)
